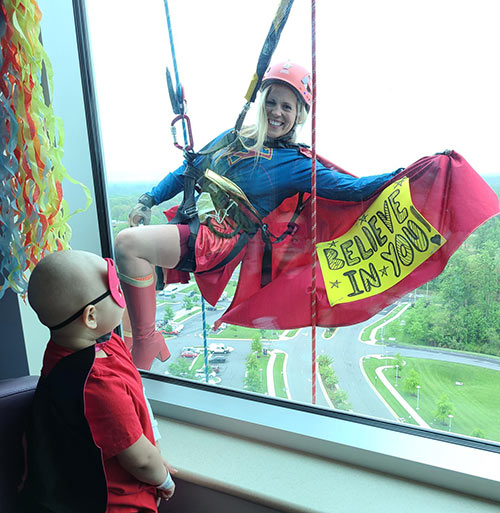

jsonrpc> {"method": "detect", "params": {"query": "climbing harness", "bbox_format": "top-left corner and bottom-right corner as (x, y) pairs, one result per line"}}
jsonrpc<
(160, 0), (319, 402)
(162, 0), (300, 287)
(197, 169), (306, 287)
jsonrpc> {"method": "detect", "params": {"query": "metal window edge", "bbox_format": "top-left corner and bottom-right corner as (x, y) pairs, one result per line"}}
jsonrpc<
(143, 376), (500, 504)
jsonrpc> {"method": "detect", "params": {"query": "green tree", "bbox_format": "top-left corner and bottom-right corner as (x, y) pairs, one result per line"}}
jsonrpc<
(168, 358), (195, 379)
(317, 354), (333, 369)
(402, 369), (421, 395)
(251, 336), (263, 356)
(333, 390), (351, 411)
(393, 353), (404, 374)
(183, 296), (194, 310)
(246, 352), (258, 371)
(434, 394), (454, 425)
(323, 368), (338, 390)
(252, 332), (262, 343)
(471, 428), (485, 439)
(404, 301), (429, 342)
(163, 306), (174, 324)
(439, 250), (475, 312)
(244, 368), (261, 393)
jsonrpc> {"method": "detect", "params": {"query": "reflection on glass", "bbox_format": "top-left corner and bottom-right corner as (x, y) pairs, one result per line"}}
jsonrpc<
(110, 184), (500, 443)
(89, 0), (500, 447)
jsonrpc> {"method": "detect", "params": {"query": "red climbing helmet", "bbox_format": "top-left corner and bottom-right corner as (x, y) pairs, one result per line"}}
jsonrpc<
(261, 61), (312, 110)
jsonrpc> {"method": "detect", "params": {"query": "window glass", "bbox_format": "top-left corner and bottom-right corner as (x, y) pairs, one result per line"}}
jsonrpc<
(87, 0), (500, 444)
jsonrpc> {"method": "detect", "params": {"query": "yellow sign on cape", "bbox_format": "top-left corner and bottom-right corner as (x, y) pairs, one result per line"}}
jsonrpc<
(317, 178), (446, 307)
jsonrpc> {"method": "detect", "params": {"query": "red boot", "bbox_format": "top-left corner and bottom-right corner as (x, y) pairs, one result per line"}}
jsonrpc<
(121, 308), (133, 351)
(119, 275), (171, 370)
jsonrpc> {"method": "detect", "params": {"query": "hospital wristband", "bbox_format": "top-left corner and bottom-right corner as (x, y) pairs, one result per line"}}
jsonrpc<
(157, 472), (174, 491)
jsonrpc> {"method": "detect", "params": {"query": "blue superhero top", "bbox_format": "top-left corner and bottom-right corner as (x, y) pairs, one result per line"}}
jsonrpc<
(149, 130), (398, 218)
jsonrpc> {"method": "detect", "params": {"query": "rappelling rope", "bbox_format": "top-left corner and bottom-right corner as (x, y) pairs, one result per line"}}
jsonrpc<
(162, 0), (208, 382)
(235, 0), (295, 133)
(310, 0), (318, 405)
(162, 0), (190, 148)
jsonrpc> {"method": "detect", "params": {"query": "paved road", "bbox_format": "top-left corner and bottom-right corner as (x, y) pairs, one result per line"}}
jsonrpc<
(148, 288), (500, 424)
(319, 317), (396, 420)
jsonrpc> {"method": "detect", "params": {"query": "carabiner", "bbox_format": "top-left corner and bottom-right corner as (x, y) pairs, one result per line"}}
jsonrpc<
(171, 114), (194, 151)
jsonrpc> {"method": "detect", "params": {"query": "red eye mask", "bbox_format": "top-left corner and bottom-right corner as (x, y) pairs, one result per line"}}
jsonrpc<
(49, 257), (126, 330)
(105, 258), (126, 308)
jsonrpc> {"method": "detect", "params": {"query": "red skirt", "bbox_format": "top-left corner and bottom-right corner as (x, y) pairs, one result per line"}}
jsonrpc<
(162, 209), (246, 305)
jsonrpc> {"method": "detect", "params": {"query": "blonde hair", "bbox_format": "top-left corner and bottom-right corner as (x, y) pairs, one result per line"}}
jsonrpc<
(216, 84), (308, 164)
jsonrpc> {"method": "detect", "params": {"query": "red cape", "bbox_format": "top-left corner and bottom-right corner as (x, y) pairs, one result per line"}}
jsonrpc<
(207, 151), (499, 329)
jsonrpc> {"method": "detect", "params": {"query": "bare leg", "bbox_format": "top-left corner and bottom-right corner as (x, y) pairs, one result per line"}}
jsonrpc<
(114, 224), (183, 369)
(114, 224), (182, 277)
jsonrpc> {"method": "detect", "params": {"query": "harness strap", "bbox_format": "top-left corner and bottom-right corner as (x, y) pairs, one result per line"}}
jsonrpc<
(206, 218), (242, 239)
(269, 192), (306, 244)
(261, 231), (274, 287)
(171, 159), (306, 285)
(169, 163), (201, 273)
(175, 226), (198, 273)
(169, 164), (201, 223)
(260, 192), (306, 286)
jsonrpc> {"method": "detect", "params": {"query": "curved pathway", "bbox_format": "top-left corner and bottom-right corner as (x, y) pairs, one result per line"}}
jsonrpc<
(153, 293), (500, 426)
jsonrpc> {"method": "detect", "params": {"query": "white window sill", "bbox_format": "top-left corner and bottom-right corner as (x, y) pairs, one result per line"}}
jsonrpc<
(145, 375), (500, 511)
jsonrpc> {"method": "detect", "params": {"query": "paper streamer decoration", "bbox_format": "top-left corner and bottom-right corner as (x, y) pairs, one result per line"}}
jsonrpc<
(0, 0), (91, 299)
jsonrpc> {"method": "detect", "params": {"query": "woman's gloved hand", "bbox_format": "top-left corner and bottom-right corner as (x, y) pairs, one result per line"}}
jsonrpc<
(128, 194), (155, 227)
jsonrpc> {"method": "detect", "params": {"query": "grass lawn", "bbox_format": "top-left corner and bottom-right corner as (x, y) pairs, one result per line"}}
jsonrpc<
(225, 280), (238, 297)
(190, 352), (218, 381)
(362, 357), (418, 425)
(255, 354), (270, 394)
(273, 353), (287, 398)
(190, 353), (207, 372)
(286, 329), (299, 338)
(211, 325), (281, 340)
(360, 304), (407, 342)
(176, 308), (201, 322)
(383, 315), (415, 344)
(363, 356), (500, 440)
(179, 283), (199, 295)
(156, 299), (179, 306)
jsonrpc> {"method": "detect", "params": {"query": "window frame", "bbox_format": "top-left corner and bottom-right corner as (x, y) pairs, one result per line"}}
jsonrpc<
(73, 0), (500, 503)
(143, 372), (500, 503)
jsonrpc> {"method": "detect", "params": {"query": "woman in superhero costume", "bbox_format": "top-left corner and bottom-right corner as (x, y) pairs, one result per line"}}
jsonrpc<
(114, 61), (398, 370)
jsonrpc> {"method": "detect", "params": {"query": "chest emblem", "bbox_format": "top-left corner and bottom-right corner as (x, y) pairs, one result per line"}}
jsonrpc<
(227, 147), (273, 166)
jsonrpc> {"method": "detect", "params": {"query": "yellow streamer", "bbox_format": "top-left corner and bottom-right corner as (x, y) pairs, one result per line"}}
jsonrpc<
(1, 0), (91, 297)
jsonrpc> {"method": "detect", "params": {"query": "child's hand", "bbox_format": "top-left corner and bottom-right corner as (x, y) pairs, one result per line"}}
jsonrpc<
(156, 469), (175, 504)
(157, 481), (175, 502)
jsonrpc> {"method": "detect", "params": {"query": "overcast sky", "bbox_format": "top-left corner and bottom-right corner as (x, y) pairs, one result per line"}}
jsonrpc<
(86, 0), (500, 182)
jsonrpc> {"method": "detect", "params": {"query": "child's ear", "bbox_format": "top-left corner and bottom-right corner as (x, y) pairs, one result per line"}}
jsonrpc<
(82, 305), (98, 329)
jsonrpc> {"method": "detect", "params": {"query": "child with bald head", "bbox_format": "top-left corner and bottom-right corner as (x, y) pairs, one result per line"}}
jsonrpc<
(20, 250), (175, 513)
